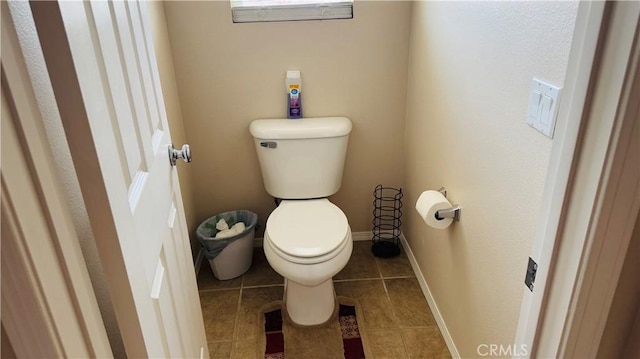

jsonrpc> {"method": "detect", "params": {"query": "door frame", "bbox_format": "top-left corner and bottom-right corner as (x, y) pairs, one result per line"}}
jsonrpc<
(4, 0), (638, 357)
(514, 1), (640, 357)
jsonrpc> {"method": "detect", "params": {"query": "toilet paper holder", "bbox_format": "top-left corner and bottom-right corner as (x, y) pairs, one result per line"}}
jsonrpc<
(436, 187), (462, 222)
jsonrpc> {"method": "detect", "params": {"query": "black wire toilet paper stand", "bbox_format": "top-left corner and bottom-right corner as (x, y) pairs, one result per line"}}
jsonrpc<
(371, 185), (403, 258)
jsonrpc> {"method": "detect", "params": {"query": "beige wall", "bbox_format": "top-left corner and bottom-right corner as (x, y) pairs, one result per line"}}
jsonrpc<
(147, 1), (199, 257)
(163, 1), (412, 235)
(597, 212), (640, 358)
(403, 2), (577, 357)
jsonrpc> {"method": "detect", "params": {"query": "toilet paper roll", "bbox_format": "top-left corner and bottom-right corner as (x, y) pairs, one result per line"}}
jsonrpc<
(216, 218), (229, 231)
(415, 190), (454, 229)
(231, 222), (246, 234)
(215, 229), (236, 239)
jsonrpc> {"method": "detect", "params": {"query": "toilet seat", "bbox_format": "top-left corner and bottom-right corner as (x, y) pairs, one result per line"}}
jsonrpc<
(266, 199), (350, 263)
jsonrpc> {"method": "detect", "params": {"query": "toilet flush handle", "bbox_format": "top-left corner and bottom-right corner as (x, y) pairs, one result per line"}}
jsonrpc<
(260, 141), (277, 149)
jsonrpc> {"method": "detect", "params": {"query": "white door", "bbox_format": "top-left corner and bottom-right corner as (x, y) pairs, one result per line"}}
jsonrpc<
(29, 1), (207, 357)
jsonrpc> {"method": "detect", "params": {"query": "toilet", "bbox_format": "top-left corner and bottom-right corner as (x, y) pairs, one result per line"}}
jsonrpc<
(249, 117), (353, 326)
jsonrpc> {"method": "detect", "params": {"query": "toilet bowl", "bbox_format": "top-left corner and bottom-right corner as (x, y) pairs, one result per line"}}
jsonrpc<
(250, 117), (353, 326)
(263, 198), (353, 325)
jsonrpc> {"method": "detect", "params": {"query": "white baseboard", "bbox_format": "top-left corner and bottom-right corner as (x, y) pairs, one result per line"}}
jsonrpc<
(351, 231), (372, 241)
(400, 233), (460, 359)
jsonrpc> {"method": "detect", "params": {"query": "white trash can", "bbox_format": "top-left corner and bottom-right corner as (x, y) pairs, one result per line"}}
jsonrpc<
(196, 210), (258, 280)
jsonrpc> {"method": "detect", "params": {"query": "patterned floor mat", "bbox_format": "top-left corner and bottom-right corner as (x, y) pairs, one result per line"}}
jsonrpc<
(262, 299), (366, 359)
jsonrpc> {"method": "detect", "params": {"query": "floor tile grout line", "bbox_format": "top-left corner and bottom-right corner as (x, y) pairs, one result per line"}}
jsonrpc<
(333, 277), (382, 283)
(198, 287), (242, 294)
(372, 252), (395, 326)
(333, 276), (417, 283)
(373, 254), (389, 295)
(374, 250), (413, 358)
(242, 283), (285, 289)
(373, 255), (385, 280)
(229, 274), (245, 357)
(197, 282), (286, 293)
(333, 275), (416, 283)
(368, 252), (415, 358)
(382, 275), (417, 280)
(395, 307), (412, 357)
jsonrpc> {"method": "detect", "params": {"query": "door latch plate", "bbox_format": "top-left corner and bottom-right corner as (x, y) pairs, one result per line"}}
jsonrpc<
(525, 257), (538, 292)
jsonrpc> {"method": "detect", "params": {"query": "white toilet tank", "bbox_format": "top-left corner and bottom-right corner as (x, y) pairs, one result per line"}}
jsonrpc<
(249, 117), (352, 199)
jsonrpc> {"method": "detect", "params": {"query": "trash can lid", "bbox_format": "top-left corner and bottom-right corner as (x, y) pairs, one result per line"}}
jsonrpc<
(266, 199), (349, 258)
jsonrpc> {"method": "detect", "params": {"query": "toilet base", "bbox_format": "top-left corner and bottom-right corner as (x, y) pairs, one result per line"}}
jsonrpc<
(285, 278), (335, 326)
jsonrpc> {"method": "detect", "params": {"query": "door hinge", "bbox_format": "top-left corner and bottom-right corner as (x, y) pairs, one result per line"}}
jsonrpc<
(525, 257), (538, 292)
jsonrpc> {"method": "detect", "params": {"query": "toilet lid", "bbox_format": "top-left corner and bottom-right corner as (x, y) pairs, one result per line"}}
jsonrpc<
(266, 199), (349, 258)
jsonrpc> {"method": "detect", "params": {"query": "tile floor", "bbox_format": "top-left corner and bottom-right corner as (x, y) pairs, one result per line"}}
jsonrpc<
(197, 241), (452, 358)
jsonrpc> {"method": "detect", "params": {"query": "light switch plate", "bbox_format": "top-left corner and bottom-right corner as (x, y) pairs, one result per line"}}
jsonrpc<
(527, 78), (561, 138)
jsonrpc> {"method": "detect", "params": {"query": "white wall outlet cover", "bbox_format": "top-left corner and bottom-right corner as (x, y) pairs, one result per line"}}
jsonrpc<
(527, 78), (562, 139)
